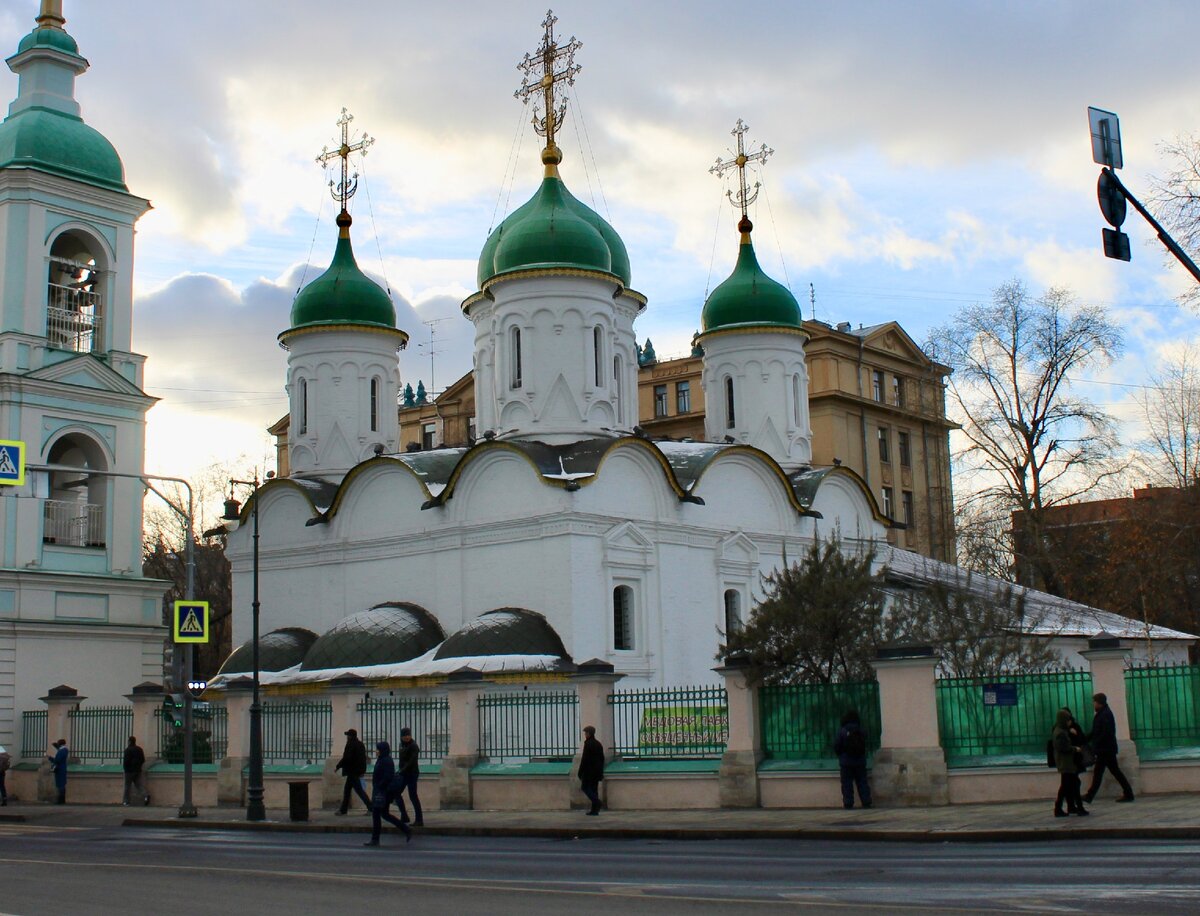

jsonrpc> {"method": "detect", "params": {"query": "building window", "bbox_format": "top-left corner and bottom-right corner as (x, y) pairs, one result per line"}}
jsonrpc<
(898, 430), (911, 467)
(298, 378), (308, 435)
(792, 373), (802, 426)
(422, 423), (436, 450)
(613, 585), (634, 651)
(654, 384), (668, 417)
(369, 378), (379, 432)
(882, 486), (894, 519)
(872, 369), (884, 402)
(509, 326), (523, 389)
(877, 426), (890, 463)
(613, 356), (623, 424)
(725, 377), (736, 429)
(723, 589), (742, 635)
(903, 490), (915, 528)
(676, 380), (691, 414)
(892, 375), (905, 408)
(593, 326), (603, 387)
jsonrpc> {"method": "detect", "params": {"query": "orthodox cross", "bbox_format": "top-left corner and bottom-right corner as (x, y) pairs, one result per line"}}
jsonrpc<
(316, 108), (374, 216)
(709, 119), (773, 226)
(515, 9), (582, 162)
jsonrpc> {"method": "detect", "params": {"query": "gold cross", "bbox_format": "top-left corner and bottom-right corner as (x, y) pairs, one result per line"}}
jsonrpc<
(710, 119), (773, 228)
(515, 10), (582, 166)
(316, 108), (375, 215)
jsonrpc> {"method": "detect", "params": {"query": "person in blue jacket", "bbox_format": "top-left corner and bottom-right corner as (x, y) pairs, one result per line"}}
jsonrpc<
(833, 709), (872, 810)
(364, 741), (411, 847)
(48, 739), (69, 804)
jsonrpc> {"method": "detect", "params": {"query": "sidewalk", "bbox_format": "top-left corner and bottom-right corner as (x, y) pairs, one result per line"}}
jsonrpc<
(5, 794), (1200, 843)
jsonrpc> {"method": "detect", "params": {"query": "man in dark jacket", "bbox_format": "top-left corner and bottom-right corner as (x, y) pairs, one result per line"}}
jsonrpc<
(122, 736), (149, 806)
(48, 739), (68, 804)
(394, 727), (423, 826)
(1083, 692), (1135, 803)
(833, 709), (872, 809)
(334, 728), (371, 815)
(577, 725), (604, 816)
(364, 741), (411, 847)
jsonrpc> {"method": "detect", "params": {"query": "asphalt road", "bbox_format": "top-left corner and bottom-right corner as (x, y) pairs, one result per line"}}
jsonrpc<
(1, 823), (1198, 914)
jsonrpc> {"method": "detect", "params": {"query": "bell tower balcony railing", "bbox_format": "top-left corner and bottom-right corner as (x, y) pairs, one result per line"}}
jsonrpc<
(42, 499), (106, 548)
(46, 257), (105, 353)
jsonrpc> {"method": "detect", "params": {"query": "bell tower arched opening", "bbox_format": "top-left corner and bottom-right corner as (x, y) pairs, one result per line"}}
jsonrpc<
(43, 433), (108, 547)
(47, 229), (108, 353)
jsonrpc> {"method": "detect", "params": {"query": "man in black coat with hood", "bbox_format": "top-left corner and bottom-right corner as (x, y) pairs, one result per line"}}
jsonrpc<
(577, 725), (604, 816)
(334, 728), (371, 815)
(1083, 692), (1135, 803)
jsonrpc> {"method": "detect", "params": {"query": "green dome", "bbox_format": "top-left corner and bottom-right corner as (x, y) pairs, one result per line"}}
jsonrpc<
(701, 235), (803, 332)
(0, 106), (126, 192)
(17, 27), (80, 56)
(434, 608), (569, 660)
(218, 628), (317, 676)
(478, 172), (631, 288)
(289, 221), (397, 331)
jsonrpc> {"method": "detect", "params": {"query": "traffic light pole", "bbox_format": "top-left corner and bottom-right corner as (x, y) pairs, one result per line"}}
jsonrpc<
(1104, 167), (1200, 285)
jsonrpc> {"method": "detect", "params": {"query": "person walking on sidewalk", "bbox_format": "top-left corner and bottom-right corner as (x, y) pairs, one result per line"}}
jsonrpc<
(48, 739), (69, 804)
(0, 744), (10, 806)
(395, 727), (423, 827)
(1084, 692), (1135, 804)
(834, 709), (872, 810)
(363, 741), (411, 847)
(122, 736), (150, 806)
(1052, 708), (1088, 817)
(577, 725), (605, 816)
(334, 728), (371, 815)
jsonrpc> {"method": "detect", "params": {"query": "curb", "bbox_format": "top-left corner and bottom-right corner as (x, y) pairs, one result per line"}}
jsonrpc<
(120, 817), (1200, 844)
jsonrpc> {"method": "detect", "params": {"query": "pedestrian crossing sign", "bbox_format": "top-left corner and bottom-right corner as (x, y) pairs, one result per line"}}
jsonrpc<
(0, 439), (25, 487)
(173, 600), (210, 643)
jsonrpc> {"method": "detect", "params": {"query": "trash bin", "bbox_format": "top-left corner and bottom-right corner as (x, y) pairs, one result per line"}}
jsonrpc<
(288, 781), (309, 822)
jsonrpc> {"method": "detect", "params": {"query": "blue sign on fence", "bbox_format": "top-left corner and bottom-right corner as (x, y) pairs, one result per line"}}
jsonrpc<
(983, 683), (1018, 707)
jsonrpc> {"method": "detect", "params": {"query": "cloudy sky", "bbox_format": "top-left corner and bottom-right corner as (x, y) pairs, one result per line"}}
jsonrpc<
(3, 0), (1198, 483)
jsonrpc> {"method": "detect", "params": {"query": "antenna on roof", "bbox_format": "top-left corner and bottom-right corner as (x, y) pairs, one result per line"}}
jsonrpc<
(809, 283), (816, 321)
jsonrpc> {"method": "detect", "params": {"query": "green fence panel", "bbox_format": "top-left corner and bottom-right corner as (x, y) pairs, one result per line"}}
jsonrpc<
(1126, 665), (1200, 761)
(935, 670), (1094, 768)
(477, 690), (579, 763)
(760, 681), (880, 767)
(21, 710), (47, 759)
(358, 697), (450, 765)
(608, 685), (728, 760)
(68, 706), (133, 765)
(261, 701), (331, 765)
(156, 705), (228, 764)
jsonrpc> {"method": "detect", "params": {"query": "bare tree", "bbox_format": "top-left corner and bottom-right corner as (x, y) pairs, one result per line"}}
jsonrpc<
(1148, 135), (1200, 311)
(1138, 343), (1200, 487)
(927, 280), (1125, 591)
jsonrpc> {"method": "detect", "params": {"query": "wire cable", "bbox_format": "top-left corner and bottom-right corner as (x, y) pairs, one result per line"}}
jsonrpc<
(489, 104), (530, 235)
(571, 83), (610, 220)
(358, 156), (392, 298)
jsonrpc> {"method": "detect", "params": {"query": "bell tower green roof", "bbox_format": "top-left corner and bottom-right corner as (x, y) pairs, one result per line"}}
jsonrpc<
(288, 211), (398, 332)
(701, 219), (803, 333)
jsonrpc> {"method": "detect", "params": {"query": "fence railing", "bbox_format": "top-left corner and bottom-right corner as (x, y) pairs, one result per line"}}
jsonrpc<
(1126, 665), (1200, 761)
(42, 500), (105, 547)
(358, 697), (450, 766)
(935, 670), (1094, 768)
(261, 701), (331, 766)
(68, 705), (133, 765)
(760, 681), (881, 766)
(21, 710), (48, 759)
(478, 690), (579, 763)
(156, 705), (228, 764)
(46, 268), (103, 354)
(608, 685), (728, 760)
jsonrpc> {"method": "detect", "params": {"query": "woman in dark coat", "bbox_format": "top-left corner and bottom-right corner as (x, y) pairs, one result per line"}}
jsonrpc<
(578, 725), (605, 816)
(49, 739), (69, 804)
(364, 741), (411, 846)
(1052, 708), (1088, 817)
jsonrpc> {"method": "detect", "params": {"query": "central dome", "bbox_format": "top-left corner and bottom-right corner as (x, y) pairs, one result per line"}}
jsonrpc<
(477, 172), (631, 289)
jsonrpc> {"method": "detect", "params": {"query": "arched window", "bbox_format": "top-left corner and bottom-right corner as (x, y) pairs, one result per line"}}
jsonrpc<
(613, 585), (634, 651)
(792, 373), (802, 426)
(613, 355), (622, 424)
(298, 378), (309, 435)
(593, 326), (603, 387)
(47, 230), (105, 353)
(369, 377), (379, 432)
(724, 589), (742, 635)
(724, 377), (736, 429)
(510, 326), (523, 389)
(44, 434), (107, 548)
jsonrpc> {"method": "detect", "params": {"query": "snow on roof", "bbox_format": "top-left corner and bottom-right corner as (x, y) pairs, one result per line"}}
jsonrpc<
(883, 546), (1196, 642)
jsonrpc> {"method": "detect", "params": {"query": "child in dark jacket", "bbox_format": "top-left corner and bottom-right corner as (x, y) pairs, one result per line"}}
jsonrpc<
(833, 709), (872, 809)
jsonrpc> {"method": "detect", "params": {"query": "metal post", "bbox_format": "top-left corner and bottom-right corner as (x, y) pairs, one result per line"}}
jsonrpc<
(246, 480), (266, 821)
(179, 495), (197, 817)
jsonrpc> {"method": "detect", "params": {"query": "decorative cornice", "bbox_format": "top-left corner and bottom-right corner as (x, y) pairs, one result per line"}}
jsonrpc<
(278, 323), (409, 350)
(697, 324), (809, 344)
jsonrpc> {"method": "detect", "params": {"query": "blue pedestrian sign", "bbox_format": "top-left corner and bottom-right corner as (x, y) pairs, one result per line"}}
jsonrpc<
(983, 683), (1018, 707)
(0, 439), (25, 487)
(173, 600), (210, 644)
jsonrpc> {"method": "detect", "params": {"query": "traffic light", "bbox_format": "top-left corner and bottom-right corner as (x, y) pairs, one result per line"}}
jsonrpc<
(186, 680), (208, 698)
(162, 693), (184, 729)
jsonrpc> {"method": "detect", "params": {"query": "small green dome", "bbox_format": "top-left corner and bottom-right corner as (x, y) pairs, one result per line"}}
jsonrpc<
(701, 234), (803, 332)
(0, 106), (126, 192)
(289, 218), (396, 331)
(218, 628), (317, 676)
(478, 172), (631, 288)
(301, 603), (445, 671)
(17, 27), (80, 56)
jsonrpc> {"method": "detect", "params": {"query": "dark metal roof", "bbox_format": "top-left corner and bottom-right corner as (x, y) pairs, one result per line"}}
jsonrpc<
(434, 608), (570, 660)
(218, 627), (317, 676)
(301, 602), (446, 671)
